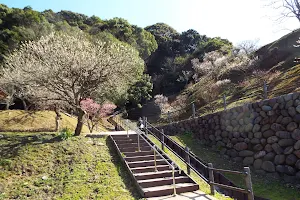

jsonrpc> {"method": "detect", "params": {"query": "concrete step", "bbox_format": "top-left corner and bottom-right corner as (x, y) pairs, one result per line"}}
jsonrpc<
(119, 146), (152, 152)
(143, 183), (199, 198)
(134, 170), (180, 180)
(123, 150), (154, 157)
(138, 176), (191, 188)
(117, 142), (148, 149)
(131, 165), (170, 173)
(128, 159), (167, 168)
(125, 154), (162, 162)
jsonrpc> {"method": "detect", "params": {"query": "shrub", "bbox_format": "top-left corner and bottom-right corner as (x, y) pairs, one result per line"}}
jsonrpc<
(59, 127), (73, 140)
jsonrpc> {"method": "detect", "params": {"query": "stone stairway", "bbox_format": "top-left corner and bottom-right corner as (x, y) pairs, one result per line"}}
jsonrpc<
(110, 133), (199, 198)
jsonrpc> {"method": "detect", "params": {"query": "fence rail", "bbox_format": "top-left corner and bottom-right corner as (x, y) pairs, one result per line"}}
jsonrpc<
(144, 120), (269, 200)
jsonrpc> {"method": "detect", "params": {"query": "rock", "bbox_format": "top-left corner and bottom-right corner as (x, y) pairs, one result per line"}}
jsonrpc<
(253, 144), (263, 151)
(288, 107), (297, 116)
(265, 144), (273, 152)
(263, 130), (275, 138)
(287, 122), (298, 132)
(232, 157), (243, 162)
(216, 141), (225, 147)
(293, 93), (299, 100)
(272, 143), (283, 154)
(221, 131), (228, 138)
(209, 135), (216, 141)
(243, 157), (254, 165)
(276, 115), (283, 123)
(253, 159), (263, 169)
(233, 132), (240, 138)
(284, 146), (294, 155)
(260, 138), (267, 145)
(276, 165), (286, 173)
(294, 150), (300, 158)
(252, 124), (261, 133)
(239, 150), (254, 157)
(254, 132), (262, 139)
(296, 171), (300, 179)
(293, 114), (300, 123)
(264, 152), (276, 161)
(278, 139), (294, 147)
(42, 175), (48, 180)
(274, 154), (286, 165)
(296, 160), (300, 169)
(285, 165), (296, 175)
(251, 138), (260, 144)
(283, 174), (297, 183)
(244, 124), (253, 132)
(276, 131), (291, 139)
(0, 134), (3, 139)
(271, 123), (285, 131)
(262, 105), (272, 111)
(260, 111), (267, 118)
(294, 140), (300, 150)
(247, 132), (253, 139)
(267, 136), (279, 144)
(286, 154), (297, 165)
(281, 109), (289, 117)
(286, 100), (294, 109)
(261, 161), (275, 172)
(254, 151), (266, 159)
(255, 169), (266, 175)
(261, 124), (270, 132)
(284, 94), (293, 101)
(234, 142), (248, 151)
(292, 129), (300, 140)
(282, 117), (292, 125)
(226, 126), (233, 132)
(296, 105), (300, 113)
(220, 148), (227, 155)
(254, 116), (262, 124)
(230, 149), (238, 157)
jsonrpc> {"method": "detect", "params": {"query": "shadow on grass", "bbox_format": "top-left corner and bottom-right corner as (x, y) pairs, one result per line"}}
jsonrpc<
(105, 137), (142, 200)
(0, 133), (60, 159)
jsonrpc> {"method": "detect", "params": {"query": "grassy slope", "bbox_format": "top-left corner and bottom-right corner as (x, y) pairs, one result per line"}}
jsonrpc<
(168, 133), (300, 200)
(0, 132), (140, 200)
(0, 110), (107, 133)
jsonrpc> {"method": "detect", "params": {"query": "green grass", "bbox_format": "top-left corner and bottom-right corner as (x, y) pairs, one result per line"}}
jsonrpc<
(0, 132), (140, 200)
(0, 110), (107, 133)
(147, 135), (232, 200)
(167, 132), (300, 200)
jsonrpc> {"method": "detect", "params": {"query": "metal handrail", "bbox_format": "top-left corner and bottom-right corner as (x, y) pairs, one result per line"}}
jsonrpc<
(113, 116), (177, 196)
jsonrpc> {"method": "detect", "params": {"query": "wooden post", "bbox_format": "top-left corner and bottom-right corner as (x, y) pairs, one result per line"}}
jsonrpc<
(208, 163), (215, 195)
(185, 146), (191, 175)
(244, 167), (254, 200)
(192, 103), (196, 118)
(161, 129), (165, 151)
(223, 94), (227, 110)
(263, 81), (268, 99)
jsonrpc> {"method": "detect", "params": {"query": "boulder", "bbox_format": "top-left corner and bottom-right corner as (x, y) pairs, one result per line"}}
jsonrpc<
(281, 117), (292, 125)
(261, 124), (270, 132)
(254, 116), (262, 124)
(278, 139), (294, 147)
(252, 124), (261, 133)
(285, 165), (296, 175)
(296, 105), (300, 113)
(239, 150), (254, 157)
(294, 140), (300, 150)
(244, 123), (253, 132)
(276, 131), (291, 139)
(292, 129), (300, 140)
(296, 171), (300, 180)
(276, 165), (286, 173)
(234, 142), (248, 151)
(296, 160), (300, 169)
(286, 154), (297, 165)
(253, 159), (263, 169)
(232, 157), (243, 162)
(283, 146), (294, 155)
(294, 150), (300, 158)
(261, 161), (275, 172)
(260, 111), (267, 118)
(286, 122), (298, 132)
(254, 151), (266, 159)
(284, 94), (293, 101)
(262, 105), (272, 111)
(263, 130), (275, 138)
(274, 154), (286, 165)
(293, 114), (300, 123)
(250, 138), (260, 144)
(267, 136), (278, 144)
(233, 132), (240, 138)
(247, 132), (254, 139)
(264, 144), (273, 152)
(243, 157), (254, 165)
(263, 152), (275, 161)
(272, 143), (283, 154)
(288, 107), (297, 116)
(254, 132), (262, 139)
(271, 123), (285, 132)
(260, 138), (267, 145)
(281, 110), (289, 117)
(286, 100), (294, 109)
(253, 144), (263, 151)
(276, 115), (283, 123)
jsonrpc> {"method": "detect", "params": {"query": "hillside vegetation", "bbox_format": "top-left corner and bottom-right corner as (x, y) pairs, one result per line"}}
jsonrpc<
(0, 132), (139, 200)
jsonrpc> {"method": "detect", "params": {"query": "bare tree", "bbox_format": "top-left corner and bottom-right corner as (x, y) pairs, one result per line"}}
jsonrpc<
(1, 32), (144, 136)
(266, 0), (300, 23)
(236, 40), (259, 57)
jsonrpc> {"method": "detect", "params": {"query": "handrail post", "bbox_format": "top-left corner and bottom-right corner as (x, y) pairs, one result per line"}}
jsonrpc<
(208, 163), (215, 195)
(192, 103), (196, 118)
(145, 117), (148, 135)
(161, 129), (165, 151)
(244, 167), (254, 200)
(172, 166), (177, 196)
(154, 147), (157, 172)
(185, 146), (191, 175)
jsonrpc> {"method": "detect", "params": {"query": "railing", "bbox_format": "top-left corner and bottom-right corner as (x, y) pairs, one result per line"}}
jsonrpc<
(144, 119), (262, 200)
(112, 115), (177, 196)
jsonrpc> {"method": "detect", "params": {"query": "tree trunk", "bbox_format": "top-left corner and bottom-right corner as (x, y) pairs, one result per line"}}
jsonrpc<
(74, 109), (85, 136)
(54, 106), (61, 132)
(21, 99), (28, 111)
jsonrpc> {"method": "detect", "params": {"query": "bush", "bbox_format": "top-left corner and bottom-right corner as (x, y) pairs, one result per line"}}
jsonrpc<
(58, 127), (73, 140)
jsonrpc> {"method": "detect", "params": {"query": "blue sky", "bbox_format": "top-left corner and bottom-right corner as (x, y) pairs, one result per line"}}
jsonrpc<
(1, 0), (299, 46)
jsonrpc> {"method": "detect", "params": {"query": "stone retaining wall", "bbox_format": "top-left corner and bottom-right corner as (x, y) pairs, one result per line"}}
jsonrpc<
(157, 93), (300, 183)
